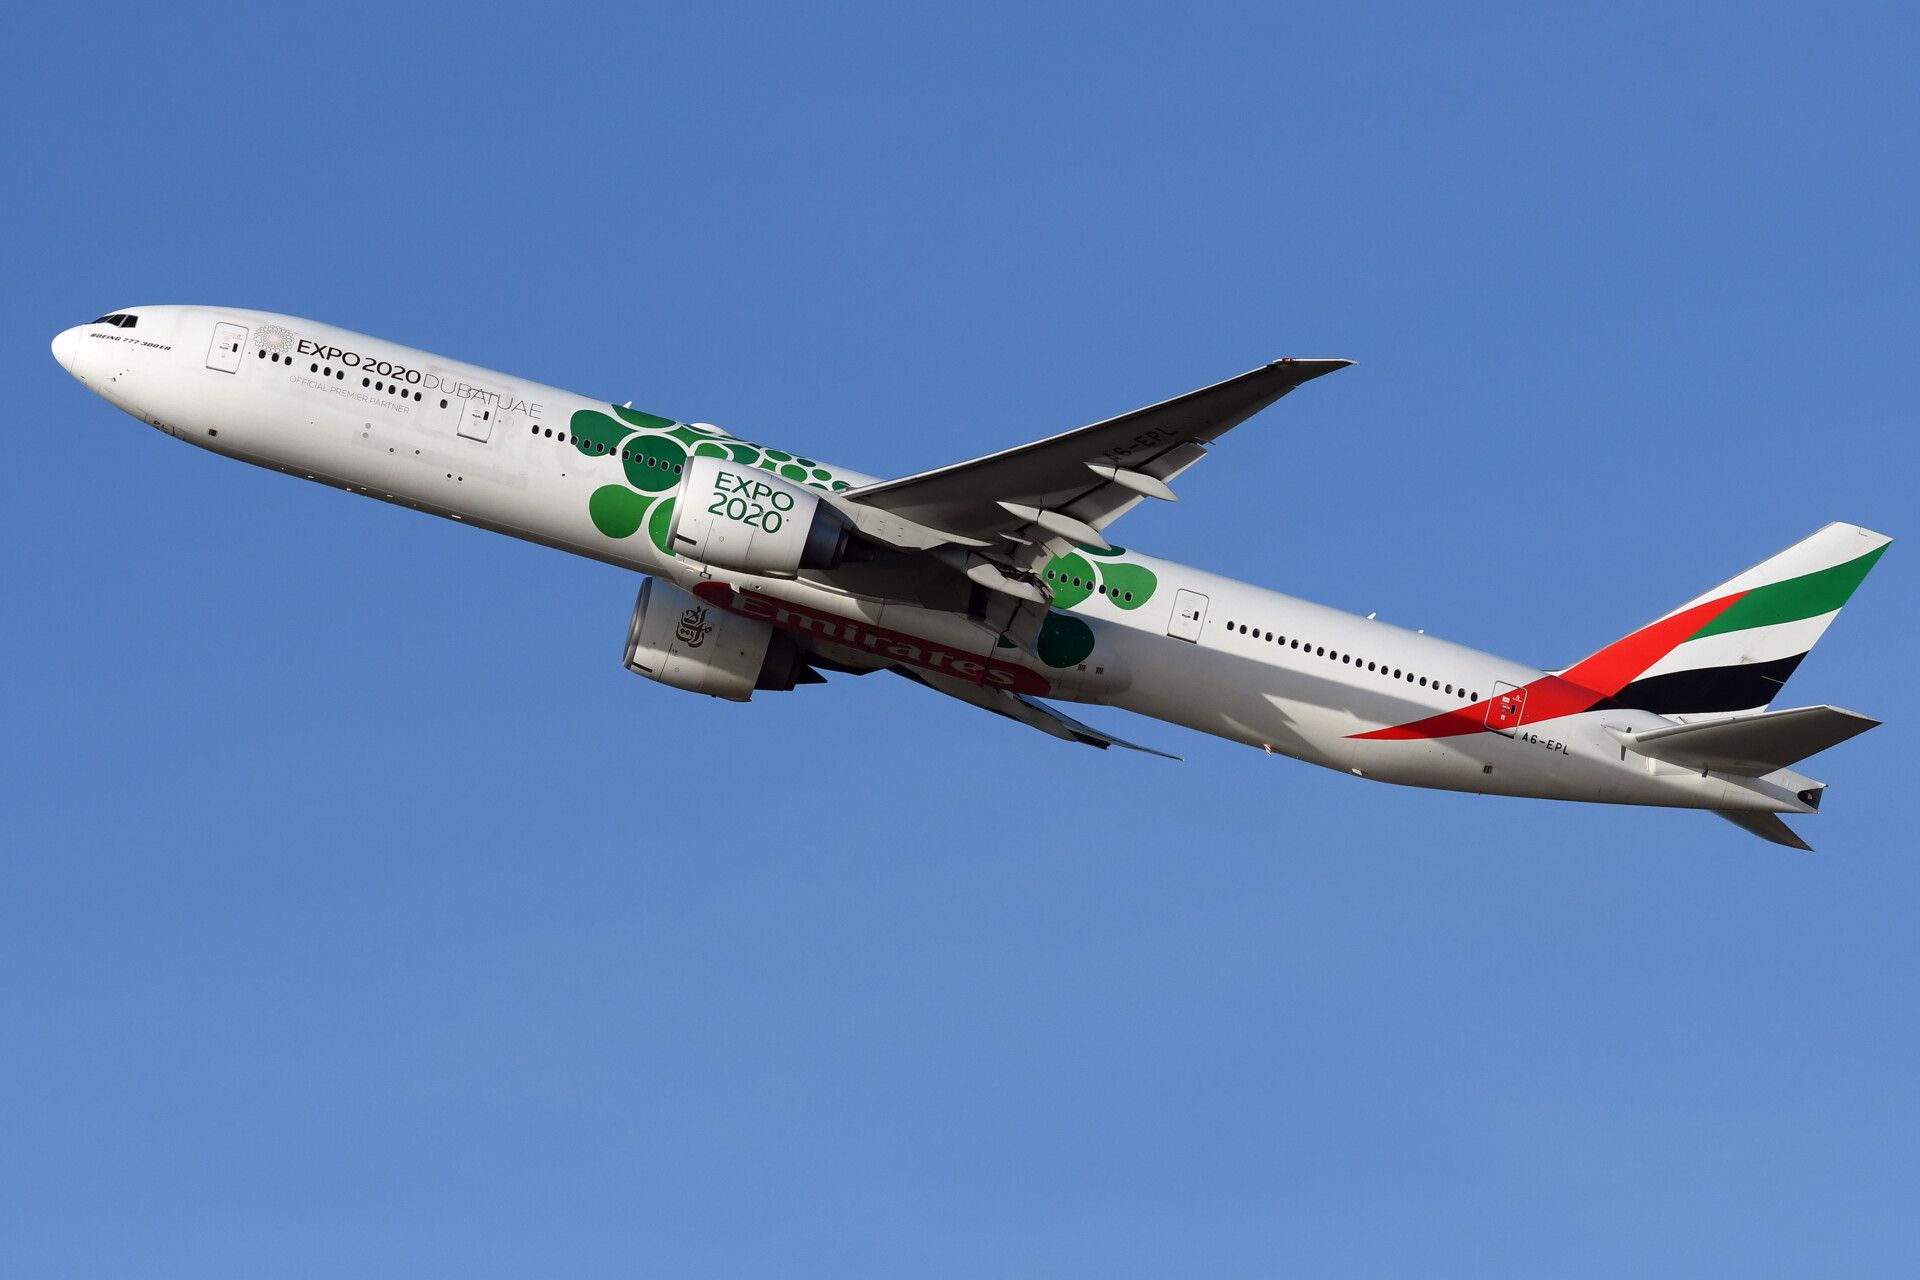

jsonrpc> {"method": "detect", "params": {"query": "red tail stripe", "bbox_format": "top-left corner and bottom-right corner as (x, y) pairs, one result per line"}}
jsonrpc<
(1558, 591), (1746, 695)
(1350, 589), (1748, 741)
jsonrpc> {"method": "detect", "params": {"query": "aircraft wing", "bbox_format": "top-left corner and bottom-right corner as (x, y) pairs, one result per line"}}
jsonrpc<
(841, 359), (1351, 584)
(893, 668), (1180, 759)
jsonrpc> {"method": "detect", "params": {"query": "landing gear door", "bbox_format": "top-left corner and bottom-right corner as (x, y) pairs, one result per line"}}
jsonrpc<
(1167, 589), (1208, 643)
(1485, 681), (1526, 735)
(206, 322), (248, 373)
(458, 395), (495, 443)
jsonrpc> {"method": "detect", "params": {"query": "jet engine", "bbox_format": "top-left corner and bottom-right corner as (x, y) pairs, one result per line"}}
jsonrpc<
(623, 577), (820, 701)
(667, 453), (853, 578)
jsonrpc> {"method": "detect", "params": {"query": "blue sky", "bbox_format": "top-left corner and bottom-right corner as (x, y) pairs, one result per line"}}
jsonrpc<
(4, 3), (1916, 1275)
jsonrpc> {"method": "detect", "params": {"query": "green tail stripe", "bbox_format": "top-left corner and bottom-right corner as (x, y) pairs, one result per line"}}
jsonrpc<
(1690, 544), (1887, 640)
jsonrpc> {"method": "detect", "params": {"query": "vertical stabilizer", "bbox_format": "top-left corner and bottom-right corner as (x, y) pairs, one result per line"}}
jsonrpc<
(1581, 523), (1889, 719)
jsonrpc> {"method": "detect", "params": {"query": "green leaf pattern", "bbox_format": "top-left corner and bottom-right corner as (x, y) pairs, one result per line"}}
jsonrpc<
(1031, 545), (1160, 668)
(1042, 545), (1158, 613)
(579, 405), (854, 555)
(579, 408), (1155, 676)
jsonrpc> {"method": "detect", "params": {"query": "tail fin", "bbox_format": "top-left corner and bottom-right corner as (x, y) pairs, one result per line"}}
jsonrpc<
(1563, 523), (1890, 719)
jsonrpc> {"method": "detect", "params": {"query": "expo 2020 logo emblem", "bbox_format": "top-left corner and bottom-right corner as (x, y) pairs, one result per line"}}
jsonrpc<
(254, 324), (293, 354)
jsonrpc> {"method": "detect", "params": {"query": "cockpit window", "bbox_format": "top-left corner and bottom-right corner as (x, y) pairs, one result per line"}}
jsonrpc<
(91, 313), (138, 329)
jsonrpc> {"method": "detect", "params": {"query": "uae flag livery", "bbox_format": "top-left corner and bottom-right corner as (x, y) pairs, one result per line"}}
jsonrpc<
(1357, 523), (1888, 740)
(1602, 525), (1887, 718)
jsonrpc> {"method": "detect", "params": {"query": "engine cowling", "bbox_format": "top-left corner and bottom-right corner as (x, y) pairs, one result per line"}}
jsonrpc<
(623, 578), (816, 701)
(667, 453), (852, 579)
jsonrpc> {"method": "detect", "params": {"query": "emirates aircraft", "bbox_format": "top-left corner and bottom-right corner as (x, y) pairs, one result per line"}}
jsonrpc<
(53, 307), (1889, 848)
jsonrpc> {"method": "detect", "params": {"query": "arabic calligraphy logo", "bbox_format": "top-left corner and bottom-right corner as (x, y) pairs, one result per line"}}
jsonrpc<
(676, 605), (714, 648)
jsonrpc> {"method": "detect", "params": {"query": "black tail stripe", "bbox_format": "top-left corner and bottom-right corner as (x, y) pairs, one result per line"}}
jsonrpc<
(1607, 652), (1808, 716)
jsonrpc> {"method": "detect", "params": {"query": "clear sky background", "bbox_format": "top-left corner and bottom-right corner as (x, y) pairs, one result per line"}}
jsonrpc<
(3, 4), (1915, 1276)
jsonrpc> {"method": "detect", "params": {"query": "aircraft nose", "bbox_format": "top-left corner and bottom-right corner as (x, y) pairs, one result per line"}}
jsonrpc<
(51, 325), (83, 373)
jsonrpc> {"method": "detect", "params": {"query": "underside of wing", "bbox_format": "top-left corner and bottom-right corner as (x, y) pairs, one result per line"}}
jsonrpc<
(840, 358), (1351, 573)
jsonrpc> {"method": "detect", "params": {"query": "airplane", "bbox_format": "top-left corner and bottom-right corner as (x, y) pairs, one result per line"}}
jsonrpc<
(52, 307), (1889, 849)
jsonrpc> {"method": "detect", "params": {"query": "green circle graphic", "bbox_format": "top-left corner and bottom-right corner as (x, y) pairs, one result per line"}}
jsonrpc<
(589, 484), (649, 539)
(571, 410), (631, 457)
(647, 496), (678, 555)
(1037, 612), (1096, 668)
(624, 435), (688, 492)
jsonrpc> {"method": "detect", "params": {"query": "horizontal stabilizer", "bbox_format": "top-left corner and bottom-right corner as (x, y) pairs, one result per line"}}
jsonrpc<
(1716, 810), (1814, 851)
(1615, 704), (1879, 775)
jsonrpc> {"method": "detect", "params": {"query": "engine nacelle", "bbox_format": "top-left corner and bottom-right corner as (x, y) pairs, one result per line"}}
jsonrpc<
(623, 578), (816, 701)
(667, 453), (852, 579)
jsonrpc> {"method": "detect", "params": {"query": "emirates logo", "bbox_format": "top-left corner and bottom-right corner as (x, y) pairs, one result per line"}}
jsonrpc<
(676, 605), (714, 648)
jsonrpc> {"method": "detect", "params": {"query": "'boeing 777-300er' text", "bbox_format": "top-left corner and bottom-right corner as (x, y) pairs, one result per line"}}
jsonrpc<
(53, 307), (1890, 848)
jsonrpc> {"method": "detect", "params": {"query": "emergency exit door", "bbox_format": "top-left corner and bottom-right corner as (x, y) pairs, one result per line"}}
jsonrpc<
(206, 322), (247, 373)
(458, 396), (495, 443)
(1167, 589), (1209, 643)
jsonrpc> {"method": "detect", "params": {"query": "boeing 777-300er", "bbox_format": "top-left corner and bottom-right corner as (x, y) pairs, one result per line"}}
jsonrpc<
(53, 307), (1890, 848)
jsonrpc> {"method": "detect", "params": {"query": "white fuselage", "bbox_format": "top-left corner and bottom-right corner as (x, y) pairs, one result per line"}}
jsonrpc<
(53, 306), (1818, 817)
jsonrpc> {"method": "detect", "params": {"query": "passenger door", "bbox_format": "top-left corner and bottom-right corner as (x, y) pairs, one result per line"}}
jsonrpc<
(1485, 682), (1527, 735)
(1167, 589), (1209, 643)
(458, 395), (495, 443)
(206, 322), (248, 373)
